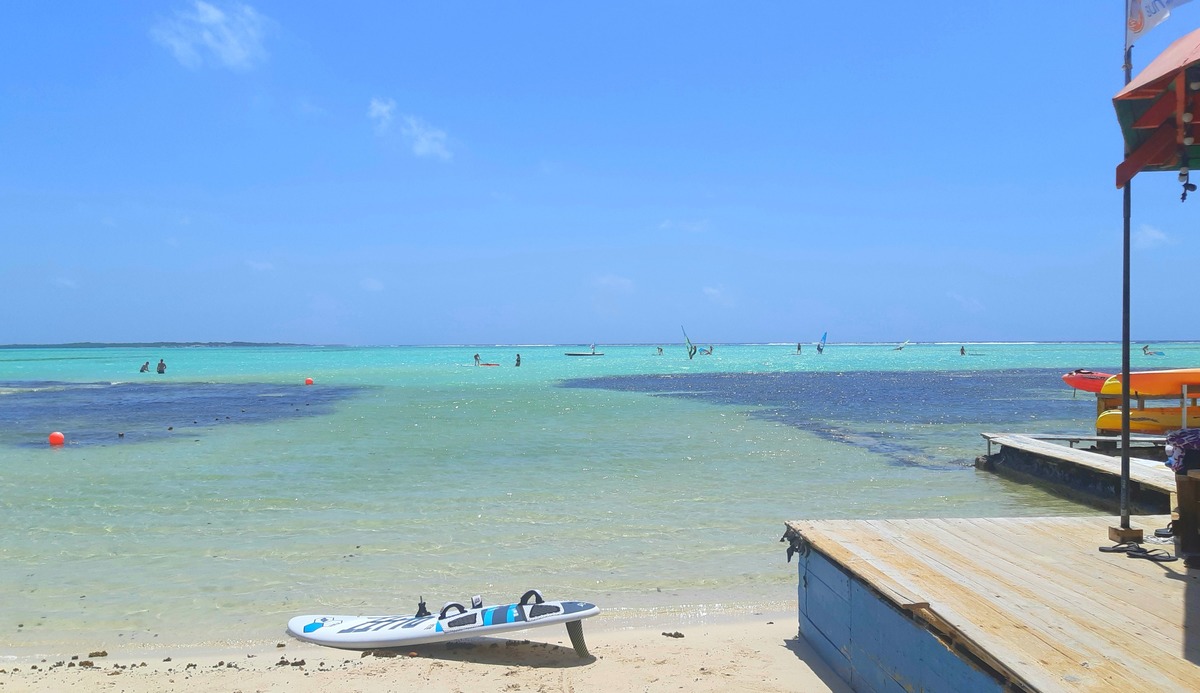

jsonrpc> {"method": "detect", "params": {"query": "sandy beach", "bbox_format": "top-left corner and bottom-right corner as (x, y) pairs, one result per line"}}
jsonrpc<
(1, 612), (848, 692)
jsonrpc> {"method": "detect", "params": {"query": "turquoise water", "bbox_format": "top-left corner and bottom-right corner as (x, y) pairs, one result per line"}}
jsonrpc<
(0, 342), (1192, 653)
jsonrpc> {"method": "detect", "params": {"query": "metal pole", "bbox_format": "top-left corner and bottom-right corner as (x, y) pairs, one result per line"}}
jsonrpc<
(1120, 44), (1133, 530)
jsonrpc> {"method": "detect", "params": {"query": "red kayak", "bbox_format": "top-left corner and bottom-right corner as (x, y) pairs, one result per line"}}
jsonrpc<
(1061, 369), (1114, 393)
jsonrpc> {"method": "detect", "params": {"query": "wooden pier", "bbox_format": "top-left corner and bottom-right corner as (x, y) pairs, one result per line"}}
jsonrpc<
(784, 515), (1200, 692)
(978, 433), (1175, 514)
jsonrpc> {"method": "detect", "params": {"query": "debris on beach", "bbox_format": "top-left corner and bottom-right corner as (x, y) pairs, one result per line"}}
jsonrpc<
(661, 631), (684, 638)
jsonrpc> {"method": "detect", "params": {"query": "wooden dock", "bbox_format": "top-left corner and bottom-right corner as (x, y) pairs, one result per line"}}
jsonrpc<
(785, 515), (1200, 692)
(979, 433), (1175, 513)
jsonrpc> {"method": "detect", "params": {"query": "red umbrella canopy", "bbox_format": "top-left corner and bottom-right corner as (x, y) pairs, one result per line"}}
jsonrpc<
(1115, 27), (1200, 189)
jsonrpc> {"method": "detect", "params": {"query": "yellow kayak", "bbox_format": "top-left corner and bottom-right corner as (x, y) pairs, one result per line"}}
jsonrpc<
(1096, 407), (1200, 434)
(1099, 368), (1200, 397)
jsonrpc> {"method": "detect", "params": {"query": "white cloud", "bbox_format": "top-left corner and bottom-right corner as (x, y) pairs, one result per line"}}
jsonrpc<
(359, 277), (384, 292)
(245, 259), (274, 272)
(400, 115), (452, 160)
(151, 1), (269, 71)
(298, 98), (327, 117)
(659, 219), (709, 233)
(1134, 223), (1170, 249)
(595, 274), (635, 294)
(369, 98), (452, 160)
(368, 97), (395, 134)
(947, 291), (984, 313)
(703, 285), (734, 307)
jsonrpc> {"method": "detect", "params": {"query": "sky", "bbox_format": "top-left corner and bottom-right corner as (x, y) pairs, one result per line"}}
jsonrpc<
(2, 2), (1199, 346)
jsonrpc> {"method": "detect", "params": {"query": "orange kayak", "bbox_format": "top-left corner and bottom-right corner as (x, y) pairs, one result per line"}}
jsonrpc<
(1099, 368), (1200, 397)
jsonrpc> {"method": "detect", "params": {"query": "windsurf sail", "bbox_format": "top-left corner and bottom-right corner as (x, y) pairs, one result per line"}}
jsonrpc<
(893, 339), (910, 351)
(682, 326), (697, 360)
(817, 331), (827, 354)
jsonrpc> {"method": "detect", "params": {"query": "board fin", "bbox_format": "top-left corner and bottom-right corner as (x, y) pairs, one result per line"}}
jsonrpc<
(566, 619), (590, 658)
(415, 597), (430, 618)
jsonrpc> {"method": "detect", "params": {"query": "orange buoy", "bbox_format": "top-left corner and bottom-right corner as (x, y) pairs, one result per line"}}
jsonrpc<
(48, 431), (65, 446)
(305, 377), (314, 385)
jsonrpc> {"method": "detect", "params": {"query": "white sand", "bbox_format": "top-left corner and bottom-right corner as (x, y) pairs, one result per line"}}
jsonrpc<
(0, 612), (849, 692)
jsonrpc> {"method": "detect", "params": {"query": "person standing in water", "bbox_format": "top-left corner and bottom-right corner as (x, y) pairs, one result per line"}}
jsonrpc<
(515, 353), (521, 367)
(960, 346), (966, 356)
(156, 359), (166, 374)
(140, 361), (150, 373)
(474, 353), (481, 366)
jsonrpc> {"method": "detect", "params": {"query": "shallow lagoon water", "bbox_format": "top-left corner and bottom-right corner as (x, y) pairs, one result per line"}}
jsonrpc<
(0, 342), (1191, 652)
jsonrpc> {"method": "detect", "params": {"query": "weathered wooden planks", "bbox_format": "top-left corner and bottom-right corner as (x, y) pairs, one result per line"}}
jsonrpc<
(787, 515), (1200, 691)
(981, 433), (1174, 491)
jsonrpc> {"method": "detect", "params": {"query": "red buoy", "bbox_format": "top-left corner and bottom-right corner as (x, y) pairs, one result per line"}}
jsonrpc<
(48, 431), (65, 446)
(305, 377), (314, 385)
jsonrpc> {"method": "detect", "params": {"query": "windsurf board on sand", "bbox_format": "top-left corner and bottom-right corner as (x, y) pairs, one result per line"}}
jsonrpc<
(287, 589), (599, 657)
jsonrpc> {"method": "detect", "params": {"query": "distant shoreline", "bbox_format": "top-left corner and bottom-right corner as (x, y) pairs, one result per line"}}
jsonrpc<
(0, 340), (1178, 350)
(0, 342), (308, 349)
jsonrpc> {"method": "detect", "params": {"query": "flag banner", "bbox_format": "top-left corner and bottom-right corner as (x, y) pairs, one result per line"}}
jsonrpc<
(1127, 0), (1194, 48)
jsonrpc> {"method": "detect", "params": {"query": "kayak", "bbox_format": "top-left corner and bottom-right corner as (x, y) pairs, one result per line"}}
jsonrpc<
(1062, 369), (1114, 393)
(1099, 368), (1200, 397)
(1097, 407), (1200, 434)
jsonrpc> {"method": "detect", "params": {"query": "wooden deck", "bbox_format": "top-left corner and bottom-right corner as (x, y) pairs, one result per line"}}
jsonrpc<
(977, 433), (1177, 515)
(980, 433), (1175, 495)
(786, 515), (1200, 691)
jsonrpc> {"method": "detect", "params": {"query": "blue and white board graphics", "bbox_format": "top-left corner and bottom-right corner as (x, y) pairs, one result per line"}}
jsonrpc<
(287, 589), (600, 657)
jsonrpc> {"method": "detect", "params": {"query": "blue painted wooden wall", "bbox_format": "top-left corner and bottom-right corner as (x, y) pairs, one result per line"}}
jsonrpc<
(797, 549), (1005, 693)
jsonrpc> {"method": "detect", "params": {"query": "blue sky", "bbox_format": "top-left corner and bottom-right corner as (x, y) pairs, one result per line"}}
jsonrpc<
(2, 2), (1198, 346)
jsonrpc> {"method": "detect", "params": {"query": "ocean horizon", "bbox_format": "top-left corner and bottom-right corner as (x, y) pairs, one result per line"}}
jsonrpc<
(1, 341), (1190, 657)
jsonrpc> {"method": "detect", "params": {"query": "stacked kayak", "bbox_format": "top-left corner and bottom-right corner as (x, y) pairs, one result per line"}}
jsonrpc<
(1099, 368), (1200, 397)
(1094, 368), (1200, 434)
(1096, 407), (1200, 434)
(1062, 369), (1114, 393)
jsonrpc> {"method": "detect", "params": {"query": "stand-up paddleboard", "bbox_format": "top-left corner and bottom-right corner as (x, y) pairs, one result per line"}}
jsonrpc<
(287, 589), (599, 657)
(564, 352), (603, 356)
